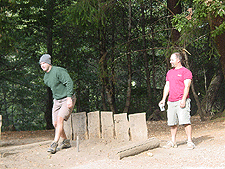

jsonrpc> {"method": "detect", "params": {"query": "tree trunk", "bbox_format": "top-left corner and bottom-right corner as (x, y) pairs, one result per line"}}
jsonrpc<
(141, 2), (152, 114)
(101, 84), (107, 111)
(150, 0), (157, 105)
(108, 9), (118, 113)
(100, 52), (117, 112)
(182, 50), (206, 121)
(98, 8), (117, 113)
(200, 67), (224, 116)
(3, 89), (10, 127)
(123, 0), (132, 113)
(45, 0), (54, 129)
(99, 51), (117, 112)
(45, 87), (53, 129)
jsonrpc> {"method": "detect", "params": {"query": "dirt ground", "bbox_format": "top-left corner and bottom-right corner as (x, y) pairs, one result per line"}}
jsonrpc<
(0, 115), (225, 169)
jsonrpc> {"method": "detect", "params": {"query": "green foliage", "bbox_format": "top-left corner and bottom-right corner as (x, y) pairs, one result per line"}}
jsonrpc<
(173, 0), (225, 37)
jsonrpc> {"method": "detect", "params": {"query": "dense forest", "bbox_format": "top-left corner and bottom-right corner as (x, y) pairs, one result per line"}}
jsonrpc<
(1, 0), (225, 131)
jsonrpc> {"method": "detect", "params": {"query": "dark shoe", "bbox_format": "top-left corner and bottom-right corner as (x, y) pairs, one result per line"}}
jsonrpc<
(47, 142), (58, 154)
(59, 139), (71, 149)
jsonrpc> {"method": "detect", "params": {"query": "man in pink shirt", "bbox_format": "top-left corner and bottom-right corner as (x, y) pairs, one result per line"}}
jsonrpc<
(159, 52), (195, 149)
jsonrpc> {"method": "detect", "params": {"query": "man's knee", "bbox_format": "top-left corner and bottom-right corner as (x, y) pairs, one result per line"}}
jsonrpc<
(57, 116), (65, 123)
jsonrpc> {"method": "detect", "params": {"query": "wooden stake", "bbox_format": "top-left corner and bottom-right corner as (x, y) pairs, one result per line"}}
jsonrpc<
(77, 136), (79, 152)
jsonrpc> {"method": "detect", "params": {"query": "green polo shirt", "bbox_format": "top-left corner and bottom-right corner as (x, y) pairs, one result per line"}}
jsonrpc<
(44, 66), (73, 100)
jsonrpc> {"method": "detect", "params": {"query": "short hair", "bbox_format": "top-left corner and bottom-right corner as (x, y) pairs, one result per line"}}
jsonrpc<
(172, 52), (182, 62)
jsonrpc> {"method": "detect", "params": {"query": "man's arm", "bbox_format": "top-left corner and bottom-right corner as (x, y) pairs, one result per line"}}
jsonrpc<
(180, 79), (191, 108)
(58, 68), (74, 109)
(159, 81), (169, 106)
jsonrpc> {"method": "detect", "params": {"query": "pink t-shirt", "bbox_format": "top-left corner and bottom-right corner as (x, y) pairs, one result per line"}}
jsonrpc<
(166, 67), (192, 102)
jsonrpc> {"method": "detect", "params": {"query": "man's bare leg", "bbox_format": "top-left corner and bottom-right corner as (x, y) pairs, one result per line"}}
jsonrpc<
(47, 116), (66, 154)
(184, 124), (192, 142)
(184, 124), (195, 149)
(171, 125), (178, 143)
(54, 116), (67, 142)
(163, 125), (178, 148)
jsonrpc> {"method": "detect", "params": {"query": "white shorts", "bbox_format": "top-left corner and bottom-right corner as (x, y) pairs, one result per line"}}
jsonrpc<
(167, 98), (191, 126)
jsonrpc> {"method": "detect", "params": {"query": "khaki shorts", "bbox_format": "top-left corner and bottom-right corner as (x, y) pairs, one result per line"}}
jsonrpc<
(52, 95), (76, 125)
(167, 98), (191, 126)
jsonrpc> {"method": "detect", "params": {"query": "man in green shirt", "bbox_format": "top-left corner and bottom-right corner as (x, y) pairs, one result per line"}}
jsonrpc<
(40, 54), (75, 154)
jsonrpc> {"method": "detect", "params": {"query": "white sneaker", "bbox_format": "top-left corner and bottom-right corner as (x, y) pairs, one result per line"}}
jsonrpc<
(187, 141), (195, 150)
(163, 141), (178, 149)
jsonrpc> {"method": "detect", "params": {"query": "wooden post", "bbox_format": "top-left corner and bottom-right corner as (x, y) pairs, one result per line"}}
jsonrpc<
(87, 111), (101, 139)
(101, 111), (114, 140)
(114, 113), (130, 141)
(0, 115), (2, 140)
(129, 113), (148, 142)
(72, 112), (88, 140)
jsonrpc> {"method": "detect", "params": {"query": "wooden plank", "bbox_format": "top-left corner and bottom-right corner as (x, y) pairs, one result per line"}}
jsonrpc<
(109, 137), (160, 160)
(87, 111), (101, 139)
(129, 113), (148, 142)
(101, 111), (114, 140)
(72, 112), (88, 140)
(114, 113), (129, 141)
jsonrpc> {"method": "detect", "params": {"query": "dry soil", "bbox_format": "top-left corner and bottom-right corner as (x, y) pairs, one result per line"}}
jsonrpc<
(0, 116), (225, 169)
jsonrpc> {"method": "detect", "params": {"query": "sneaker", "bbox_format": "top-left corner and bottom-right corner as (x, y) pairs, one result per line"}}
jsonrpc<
(59, 139), (71, 149)
(163, 141), (178, 149)
(47, 141), (58, 154)
(187, 141), (195, 150)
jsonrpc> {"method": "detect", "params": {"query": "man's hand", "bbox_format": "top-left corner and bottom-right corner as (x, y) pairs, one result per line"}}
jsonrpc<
(159, 100), (165, 106)
(67, 97), (73, 109)
(180, 99), (186, 108)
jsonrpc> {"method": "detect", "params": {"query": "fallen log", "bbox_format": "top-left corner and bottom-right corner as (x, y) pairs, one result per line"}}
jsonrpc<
(109, 137), (160, 160)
